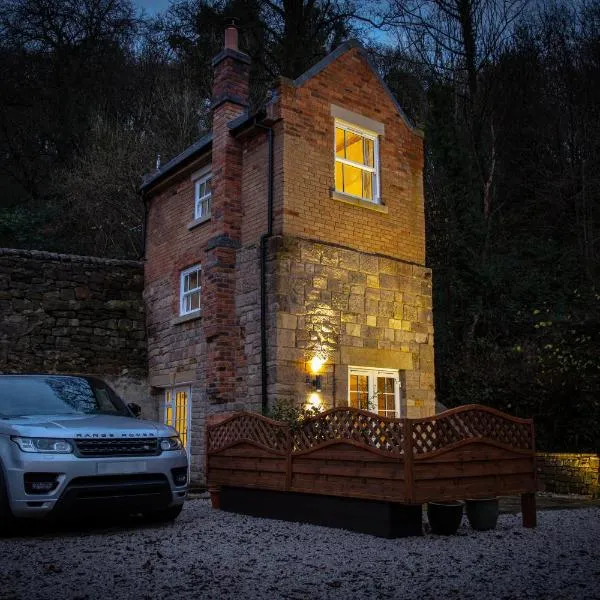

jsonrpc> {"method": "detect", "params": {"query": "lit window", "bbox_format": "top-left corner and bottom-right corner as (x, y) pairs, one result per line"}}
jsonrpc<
(194, 173), (212, 219)
(180, 265), (201, 316)
(335, 121), (379, 202)
(348, 368), (400, 418)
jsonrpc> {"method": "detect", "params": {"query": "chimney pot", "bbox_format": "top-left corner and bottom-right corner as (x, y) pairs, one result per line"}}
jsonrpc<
(224, 20), (239, 51)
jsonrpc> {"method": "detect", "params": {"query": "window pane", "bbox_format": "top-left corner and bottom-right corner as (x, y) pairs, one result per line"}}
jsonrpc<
(335, 127), (345, 158)
(188, 271), (198, 289)
(335, 161), (343, 192)
(362, 171), (373, 200)
(205, 177), (211, 195)
(364, 138), (374, 167)
(377, 377), (396, 416)
(345, 131), (363, 164)
(189, 291), (200, 311)
(349, 374), (369, 410)
(343, 164), (362, 197)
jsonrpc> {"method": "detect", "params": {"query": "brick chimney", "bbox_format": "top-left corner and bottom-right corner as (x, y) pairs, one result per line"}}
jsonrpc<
(202, 22), (250, 404)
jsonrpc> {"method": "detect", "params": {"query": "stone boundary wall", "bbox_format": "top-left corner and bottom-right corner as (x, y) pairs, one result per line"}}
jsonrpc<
(536, 453), (599, 497)
(0, 248), (152, 417)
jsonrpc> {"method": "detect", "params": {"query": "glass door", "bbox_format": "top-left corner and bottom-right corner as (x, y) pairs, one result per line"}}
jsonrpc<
(348, 368), (400, 417)
(164, 387), (191, 455)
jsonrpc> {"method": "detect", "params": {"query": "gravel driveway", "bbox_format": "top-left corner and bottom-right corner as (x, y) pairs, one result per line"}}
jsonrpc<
(1, 499), (598, 600)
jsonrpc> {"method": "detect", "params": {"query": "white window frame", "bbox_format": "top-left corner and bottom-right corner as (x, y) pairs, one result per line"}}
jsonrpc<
(334, 119), (380, 204)
(194, 171), (212, 220)
(348, 367), (400, 417)
(179, 264), (201, 316)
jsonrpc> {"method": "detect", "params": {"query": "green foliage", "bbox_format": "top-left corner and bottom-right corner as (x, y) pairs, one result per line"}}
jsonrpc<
(267, 399), (322, 430)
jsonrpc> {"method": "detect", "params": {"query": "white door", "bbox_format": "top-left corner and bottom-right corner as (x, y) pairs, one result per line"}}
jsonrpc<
(348, 368), (400, 417)
(164, 387), (191, 455)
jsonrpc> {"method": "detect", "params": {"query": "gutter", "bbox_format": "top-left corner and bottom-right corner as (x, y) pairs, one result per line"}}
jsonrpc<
(256, 124), (274, 415)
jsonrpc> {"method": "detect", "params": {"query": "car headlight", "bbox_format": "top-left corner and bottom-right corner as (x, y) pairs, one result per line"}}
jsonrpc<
(12, 437), (74, 454)
(159, 436), (183, 451)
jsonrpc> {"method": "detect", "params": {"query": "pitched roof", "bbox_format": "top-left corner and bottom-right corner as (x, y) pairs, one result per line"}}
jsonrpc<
(140, 39), (420, 193)
(140, 132), (212, 192)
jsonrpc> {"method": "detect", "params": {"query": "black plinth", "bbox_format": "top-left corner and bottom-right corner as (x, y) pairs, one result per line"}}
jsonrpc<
(218, 487), (423, 538)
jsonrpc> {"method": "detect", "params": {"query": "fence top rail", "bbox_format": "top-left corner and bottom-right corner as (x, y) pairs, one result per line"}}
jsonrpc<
(415, 404), (534, 426)
(207, 410), (290, 430)
(206, 405), (534, 455)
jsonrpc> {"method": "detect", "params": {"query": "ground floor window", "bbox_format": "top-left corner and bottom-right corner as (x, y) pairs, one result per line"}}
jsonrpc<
(164, 387), (191, 454)
(348, 367), (400, 418)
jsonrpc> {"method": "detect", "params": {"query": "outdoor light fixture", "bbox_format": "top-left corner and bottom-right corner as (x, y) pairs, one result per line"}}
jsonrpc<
(313, 375), (322, 392)
(306, 373), (322, 392)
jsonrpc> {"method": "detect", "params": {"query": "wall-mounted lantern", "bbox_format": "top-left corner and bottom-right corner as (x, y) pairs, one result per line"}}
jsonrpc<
(306, 354), (326, 392)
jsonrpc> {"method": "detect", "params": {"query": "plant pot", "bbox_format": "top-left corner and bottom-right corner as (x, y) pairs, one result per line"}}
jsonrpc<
(465, 498), (499, 531)
(208, 486), (221, 510)
(427, 501), (464, 535)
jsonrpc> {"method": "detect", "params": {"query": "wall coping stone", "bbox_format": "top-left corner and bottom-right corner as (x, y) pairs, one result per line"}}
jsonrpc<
(0, 248), (142, 268)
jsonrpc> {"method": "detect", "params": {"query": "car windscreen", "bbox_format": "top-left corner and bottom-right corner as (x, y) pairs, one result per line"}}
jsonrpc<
(0, 376), (128, 417)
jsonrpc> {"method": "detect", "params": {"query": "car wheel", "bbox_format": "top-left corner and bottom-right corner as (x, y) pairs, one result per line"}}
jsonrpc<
(0, 466), (16, 536)
(142, 504), (183, 523)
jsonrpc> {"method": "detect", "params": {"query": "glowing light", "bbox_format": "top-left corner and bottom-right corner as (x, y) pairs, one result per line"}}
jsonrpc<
(309, 355), (326, 374)
(305, 393), (323, 411)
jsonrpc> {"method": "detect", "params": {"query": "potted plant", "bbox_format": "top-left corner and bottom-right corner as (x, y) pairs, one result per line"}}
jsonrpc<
(426, 501), (464, 535)
(465, 498), (499, 531)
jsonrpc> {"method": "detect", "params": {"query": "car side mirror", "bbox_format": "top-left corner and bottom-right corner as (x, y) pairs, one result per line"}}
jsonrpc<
(128, 402), (142, 418)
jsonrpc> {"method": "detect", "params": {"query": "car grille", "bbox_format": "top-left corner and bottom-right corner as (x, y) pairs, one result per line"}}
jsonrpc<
(74, 438), (160, 457)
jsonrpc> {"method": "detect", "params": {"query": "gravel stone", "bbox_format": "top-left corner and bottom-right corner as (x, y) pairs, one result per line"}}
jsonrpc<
(1, 500), (598, 599)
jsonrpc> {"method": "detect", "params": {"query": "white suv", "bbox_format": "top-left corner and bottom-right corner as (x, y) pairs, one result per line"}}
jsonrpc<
(0, 374), (188, 533)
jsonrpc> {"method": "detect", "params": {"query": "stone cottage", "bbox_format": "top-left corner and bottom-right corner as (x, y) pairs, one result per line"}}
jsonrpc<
(141, 25), (435, 482)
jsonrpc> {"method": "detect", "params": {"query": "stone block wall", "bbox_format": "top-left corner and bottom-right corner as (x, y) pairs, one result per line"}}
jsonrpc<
(536, 453), (599, 497)
(0, 248), (151, 416)
(267, 235), (435, 417)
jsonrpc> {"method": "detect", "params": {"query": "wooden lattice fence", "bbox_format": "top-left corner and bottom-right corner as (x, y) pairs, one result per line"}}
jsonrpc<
(206, 404), (537, 526)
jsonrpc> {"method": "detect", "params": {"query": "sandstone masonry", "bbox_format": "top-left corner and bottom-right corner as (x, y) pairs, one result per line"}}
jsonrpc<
(0, 248), (150, 415)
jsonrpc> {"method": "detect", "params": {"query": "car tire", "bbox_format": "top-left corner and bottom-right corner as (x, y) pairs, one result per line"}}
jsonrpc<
(0, 465), (16, 536)
(142, 504), (183, 523)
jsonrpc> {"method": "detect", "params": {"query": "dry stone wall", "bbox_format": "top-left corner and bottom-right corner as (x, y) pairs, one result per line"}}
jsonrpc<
(0, 248), (152, 417)
(536, 453), (599, 497)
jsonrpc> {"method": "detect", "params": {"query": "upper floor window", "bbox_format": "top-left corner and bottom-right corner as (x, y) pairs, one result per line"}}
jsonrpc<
(180, 265), (201, 316)
(194, 173), (212, 220)
(335, 121), (379, 203)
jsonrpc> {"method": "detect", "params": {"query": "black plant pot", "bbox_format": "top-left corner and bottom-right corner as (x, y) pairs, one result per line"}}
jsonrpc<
(465, 498), (499, 531)
(427, 501), (464, 535)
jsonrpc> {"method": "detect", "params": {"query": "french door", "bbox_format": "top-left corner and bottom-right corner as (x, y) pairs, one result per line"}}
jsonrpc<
(348, 368), (400, 418)
(164, 387), (191, 455)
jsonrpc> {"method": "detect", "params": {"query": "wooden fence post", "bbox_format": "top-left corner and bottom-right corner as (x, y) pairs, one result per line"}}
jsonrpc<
(285, 424), (292, 491)
(521, 493), (537, 528)
(403, 419), (415, 504)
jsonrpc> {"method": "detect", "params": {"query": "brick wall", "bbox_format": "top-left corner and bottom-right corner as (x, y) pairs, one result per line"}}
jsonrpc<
(271, 46), (426, 265)
(267, 236), (435, 417)
(536, 453), (599, 497)
(0, 248), (151, 416)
